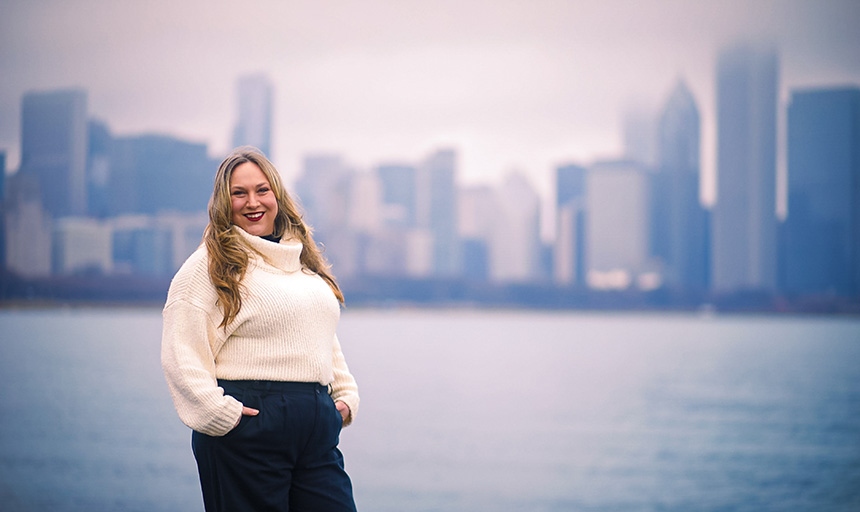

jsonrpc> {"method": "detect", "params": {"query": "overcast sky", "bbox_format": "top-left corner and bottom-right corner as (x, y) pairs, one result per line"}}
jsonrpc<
(2, 0), (859, 203)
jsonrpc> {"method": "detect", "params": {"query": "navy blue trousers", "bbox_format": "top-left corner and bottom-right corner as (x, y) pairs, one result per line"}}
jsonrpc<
(191, 380), (357, 512)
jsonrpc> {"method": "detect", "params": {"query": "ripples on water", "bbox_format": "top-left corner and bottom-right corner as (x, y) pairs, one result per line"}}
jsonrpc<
(0, 308), (858, 511)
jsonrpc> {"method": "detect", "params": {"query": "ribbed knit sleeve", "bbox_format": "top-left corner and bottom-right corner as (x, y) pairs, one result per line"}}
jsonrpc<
(160, 246), (243, 437)
(162, 299), (243, 436)
(330, 334), (360, 426)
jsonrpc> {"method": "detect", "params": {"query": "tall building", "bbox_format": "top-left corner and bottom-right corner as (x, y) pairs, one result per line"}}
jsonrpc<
(108, 135), (213, 216)
(586, 160), (651, 289)
(782, 87), (860, 295)
(19, 88), (88, 217)
(416, 149), (460, 277)
(111, 212), (208, 277)
(712, 43), (779, 291)
(458, 185), (495, 281)
(4, 174), (52, 277)
(0, 150), (6, 271)
(622, 104), (658, 168)
(295, 154), (356, 275)
(52, 217), (113, 275)
(87, 120), (113, 218)
(654, 80), (710, 290)
(347, 172), (383, 234)
(376, 163), (417, 228)
(554, 163), (587, 285)
(111, 215), (172, 277)
(295, 154), (352, 240)
(0, 150), (6, 199)
(489, 172), (541, 282)
(232, 74), (273, 157)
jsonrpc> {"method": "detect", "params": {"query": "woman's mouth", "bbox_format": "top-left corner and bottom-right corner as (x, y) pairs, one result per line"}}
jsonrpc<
(244, 212), (264, 222)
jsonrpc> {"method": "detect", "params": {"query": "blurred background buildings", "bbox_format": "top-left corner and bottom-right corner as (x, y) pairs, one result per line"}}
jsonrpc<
(1, 43), (859, 309)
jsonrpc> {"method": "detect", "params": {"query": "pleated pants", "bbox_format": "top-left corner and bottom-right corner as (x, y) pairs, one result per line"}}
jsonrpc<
(191, 380), (357, 512)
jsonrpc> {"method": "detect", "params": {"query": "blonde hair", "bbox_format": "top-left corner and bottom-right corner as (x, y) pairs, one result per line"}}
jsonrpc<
(204, 147), (344, 327)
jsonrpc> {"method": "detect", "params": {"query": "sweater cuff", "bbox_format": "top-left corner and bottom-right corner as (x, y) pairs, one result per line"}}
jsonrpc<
(195, 396), (244, 437)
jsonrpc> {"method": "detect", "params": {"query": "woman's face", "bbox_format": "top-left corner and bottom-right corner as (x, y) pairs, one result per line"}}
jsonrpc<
(230, 161), (278, 236)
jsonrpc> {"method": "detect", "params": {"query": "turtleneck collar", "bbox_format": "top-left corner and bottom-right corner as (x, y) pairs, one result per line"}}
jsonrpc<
(234, 226), (303, 273)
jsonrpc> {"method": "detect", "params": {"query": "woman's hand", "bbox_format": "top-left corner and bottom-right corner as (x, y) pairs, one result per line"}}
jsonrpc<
(233, 406), (259, 428)
(335, 401), (350, 425)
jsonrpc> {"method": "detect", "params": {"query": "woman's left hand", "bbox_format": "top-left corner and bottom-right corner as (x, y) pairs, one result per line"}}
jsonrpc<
(335, 400), (350, 425)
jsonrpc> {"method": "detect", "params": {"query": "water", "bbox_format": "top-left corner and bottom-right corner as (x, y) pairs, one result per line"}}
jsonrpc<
(1, 308), (858, 511)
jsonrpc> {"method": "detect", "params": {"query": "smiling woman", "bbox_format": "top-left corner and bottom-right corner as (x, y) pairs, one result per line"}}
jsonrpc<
(161, 146), (358, 511)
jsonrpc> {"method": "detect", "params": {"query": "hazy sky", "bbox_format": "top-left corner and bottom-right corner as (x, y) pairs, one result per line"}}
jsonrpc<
(2, 0), (859, 202)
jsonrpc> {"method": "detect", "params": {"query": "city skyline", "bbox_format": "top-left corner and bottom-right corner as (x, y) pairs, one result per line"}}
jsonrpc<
(2, 0), (859, 205)
(3, 80), (859, 306)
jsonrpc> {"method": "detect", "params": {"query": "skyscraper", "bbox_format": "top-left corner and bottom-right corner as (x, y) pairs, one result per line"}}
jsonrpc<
(655, 80), (709, 290)
(417, 149), (460, 277)
(0, 150), (6, 199)
(0, 150), (6, 271)
(712, 43), (779, 291)
(52, 217), (113, 275)
(554, 163), (587, 285)
(232, 74), (273, 157)
(295, 154), (357, 275)
(458, 185), (494, 281)
(622, 104), (658, 168)
(782, 87), (860, 295)
(376, 163), (417, 228)
(295, 154), (352, 240)
(488, 172), (541, 282)
(4, 173), (52, 277)
(87, 119), (112, 218)
(108, 135), (213, 216)
(586, 160), (651, 289)
(19, 88), (88, 217)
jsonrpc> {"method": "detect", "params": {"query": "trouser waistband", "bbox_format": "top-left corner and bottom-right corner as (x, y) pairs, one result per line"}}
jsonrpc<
(218, 379), (329, 395)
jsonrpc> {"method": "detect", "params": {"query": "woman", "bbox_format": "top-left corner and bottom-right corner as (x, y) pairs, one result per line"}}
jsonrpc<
(161, 147), (359, 511)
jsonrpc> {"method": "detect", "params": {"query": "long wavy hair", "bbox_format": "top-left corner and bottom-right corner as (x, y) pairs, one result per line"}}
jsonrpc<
(204, 147), (344, 327)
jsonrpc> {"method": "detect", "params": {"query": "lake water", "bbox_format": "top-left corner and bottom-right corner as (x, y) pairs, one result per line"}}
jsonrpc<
(0, 308), (858, 511)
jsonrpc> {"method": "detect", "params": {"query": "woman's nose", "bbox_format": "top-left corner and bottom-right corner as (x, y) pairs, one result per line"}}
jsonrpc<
(247, 193), (261, 207)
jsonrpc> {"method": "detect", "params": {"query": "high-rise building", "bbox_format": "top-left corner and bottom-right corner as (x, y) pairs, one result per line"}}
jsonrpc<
(87, 120), (113, 218)
(416, 149), (460, 277)
(0, 150), (6, 199)
(347, 172), (383, 234)
(52, 217), (113, 275)
(782, 87), (860, 295)
(712, 43), (779, 291)
(232, 74), (273, 157)
(622, 104), (658, 168)
(554, 163), (587, 285)
(295, 154), (356, 275)
(4, 174), (52, 277)
(108, 135), (214, 216)
(654, 80), (710, 290)
(586, 160), (651, 289)
(19, 88), (88, 217)
(376, 163), (417, 228)
(489, 172), (541, 282)
(0, 150), (6, 271)
(110, 212), (208, 277)
(296, 154), (352, 240)
(458, 185), (495, 282)
(111, 215), (172, 277)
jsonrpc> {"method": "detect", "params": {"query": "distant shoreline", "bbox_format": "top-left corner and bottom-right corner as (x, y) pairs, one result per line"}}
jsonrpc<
(2, 294), (858, 318)
(3, 271), (859, 315)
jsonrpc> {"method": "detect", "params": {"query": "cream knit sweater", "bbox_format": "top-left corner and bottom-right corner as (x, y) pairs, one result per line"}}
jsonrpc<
(161, 226), (359, 437)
